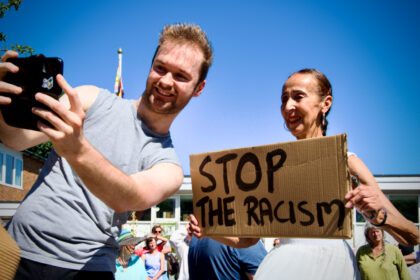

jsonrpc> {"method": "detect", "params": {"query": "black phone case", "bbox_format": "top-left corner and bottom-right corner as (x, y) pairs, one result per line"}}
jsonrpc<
(0, 55), (63, 131)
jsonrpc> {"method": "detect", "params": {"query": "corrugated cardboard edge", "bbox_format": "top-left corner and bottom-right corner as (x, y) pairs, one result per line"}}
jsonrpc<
(0, 225), (21, 280)
(342, 133), (354, 239)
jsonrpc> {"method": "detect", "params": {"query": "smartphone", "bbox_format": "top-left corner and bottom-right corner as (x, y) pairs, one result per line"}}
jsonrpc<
(0, 55), (64, 131)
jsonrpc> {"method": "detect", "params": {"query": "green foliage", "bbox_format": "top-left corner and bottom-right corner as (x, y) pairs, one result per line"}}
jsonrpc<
(26, 142), (53, 159)
(0, 0), (34, 56)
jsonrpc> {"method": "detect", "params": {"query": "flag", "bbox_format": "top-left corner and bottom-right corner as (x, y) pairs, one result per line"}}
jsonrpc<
(114, 48), (124, 98)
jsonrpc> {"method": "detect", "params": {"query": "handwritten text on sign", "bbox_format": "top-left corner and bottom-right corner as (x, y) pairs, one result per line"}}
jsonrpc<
(190, 134), (352, 238)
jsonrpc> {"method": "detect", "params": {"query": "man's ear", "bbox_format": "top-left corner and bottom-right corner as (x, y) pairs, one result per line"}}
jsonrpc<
(193, 80), (206, 97)
(322, 95), (332, 113)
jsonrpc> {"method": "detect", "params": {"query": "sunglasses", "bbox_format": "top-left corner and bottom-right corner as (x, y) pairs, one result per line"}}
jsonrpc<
(154, 230), (162, 233)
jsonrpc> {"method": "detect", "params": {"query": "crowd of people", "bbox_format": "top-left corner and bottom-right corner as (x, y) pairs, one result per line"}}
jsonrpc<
(0, 22), (418, 280)
(114, 221), (419, 280)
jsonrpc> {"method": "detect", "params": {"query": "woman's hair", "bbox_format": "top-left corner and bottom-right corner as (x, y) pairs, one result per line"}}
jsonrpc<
(290, 69), (333, 136)
(152, 225), (162, 234)
(118, 244), (132, 262)
(364, 223), (386, 263)
(145, 237), (155, 250)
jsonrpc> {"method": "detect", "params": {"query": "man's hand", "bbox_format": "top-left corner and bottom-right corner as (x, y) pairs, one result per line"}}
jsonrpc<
(32, 74), (86, 159)
(0, 51), (21, 105)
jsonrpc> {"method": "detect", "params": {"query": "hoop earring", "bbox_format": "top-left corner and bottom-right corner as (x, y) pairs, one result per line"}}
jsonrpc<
(283, 122), (289, 131)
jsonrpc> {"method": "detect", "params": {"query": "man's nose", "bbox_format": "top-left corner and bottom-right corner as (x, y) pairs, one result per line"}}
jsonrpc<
(159, 72), (173, 87)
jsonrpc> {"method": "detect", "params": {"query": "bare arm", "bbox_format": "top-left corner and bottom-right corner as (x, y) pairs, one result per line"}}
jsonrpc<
(188, 214), (259, 248)
(31, 75), (183, 212)
(404, 253), (416, 266)
(345, 155), (419, 245)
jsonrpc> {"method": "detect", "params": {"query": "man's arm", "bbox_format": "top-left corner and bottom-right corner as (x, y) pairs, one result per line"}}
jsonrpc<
(32, 75), (183, 212)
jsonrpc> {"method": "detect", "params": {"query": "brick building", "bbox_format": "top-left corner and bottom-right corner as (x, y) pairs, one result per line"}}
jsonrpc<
(0, 143), (45, 226)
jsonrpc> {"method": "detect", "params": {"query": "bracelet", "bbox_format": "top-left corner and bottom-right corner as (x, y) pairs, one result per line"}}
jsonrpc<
(370, 208), (387, 227)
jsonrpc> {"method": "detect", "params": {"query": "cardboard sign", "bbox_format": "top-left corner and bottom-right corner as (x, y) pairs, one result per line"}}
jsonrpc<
(190, 134), (353, 239)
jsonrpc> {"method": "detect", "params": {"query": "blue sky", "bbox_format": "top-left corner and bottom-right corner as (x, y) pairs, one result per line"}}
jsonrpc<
(2, 0), (419, 175)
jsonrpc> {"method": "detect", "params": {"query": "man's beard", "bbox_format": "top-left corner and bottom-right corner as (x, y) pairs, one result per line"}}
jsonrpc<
(141, 88), (188, 115)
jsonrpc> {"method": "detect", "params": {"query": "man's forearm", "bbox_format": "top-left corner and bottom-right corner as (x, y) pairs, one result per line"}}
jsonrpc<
(66, 138), (181, 212)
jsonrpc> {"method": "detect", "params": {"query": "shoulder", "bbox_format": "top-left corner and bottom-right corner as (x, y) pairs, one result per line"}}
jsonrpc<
(356, 245), (369, 256)
(385, 243), (401, 254)
(58, 85), (100, 112)
(131, 254), (141, 262)
(75, 85), (100, 111)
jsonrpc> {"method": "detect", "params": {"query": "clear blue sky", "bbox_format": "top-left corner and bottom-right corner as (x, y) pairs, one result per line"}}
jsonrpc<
(2, 0), (419, 175)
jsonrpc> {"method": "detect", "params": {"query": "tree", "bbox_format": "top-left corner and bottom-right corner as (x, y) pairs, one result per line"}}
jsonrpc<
(0, 0), (34, 55)
(1, 0), (51, 158)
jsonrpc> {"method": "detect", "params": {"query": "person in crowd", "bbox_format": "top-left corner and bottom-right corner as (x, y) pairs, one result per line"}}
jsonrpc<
(189, 69), (419, 279)
(136, 225), (170, 256)
(115, 228), (148, 280)
(169, 224), (191, 280)
(142, 238), (165, 280)
(135, 225), (171, 279)
(1, 23), (213, 279)
(356, 223), (411, 279)
(188, 237), (267, 280)
(273, 239), (280, 248)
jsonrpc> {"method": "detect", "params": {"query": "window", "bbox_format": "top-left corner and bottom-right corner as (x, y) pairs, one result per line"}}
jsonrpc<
(133, 209), (151, 221)
(181, 195), (193, 221)
(15, 159), (23, 186)
(5, 154), (14, 185)
(389, 195), (418, 224)
(157, 198), (175, 219)
(0, 144), (23, 189)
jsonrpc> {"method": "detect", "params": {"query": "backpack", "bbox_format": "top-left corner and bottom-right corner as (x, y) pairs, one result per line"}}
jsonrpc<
(167, 253), (179, 276)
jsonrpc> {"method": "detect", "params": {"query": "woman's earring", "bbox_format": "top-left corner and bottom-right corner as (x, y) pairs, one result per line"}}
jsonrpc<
(321, 113), (326, 128)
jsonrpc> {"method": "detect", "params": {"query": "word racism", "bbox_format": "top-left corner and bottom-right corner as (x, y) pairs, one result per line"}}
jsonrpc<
(195, 149), (345, 231)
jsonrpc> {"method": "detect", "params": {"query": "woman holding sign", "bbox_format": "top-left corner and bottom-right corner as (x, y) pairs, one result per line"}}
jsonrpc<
(189, 68), (418, 279)
(256, 68), (419, 279)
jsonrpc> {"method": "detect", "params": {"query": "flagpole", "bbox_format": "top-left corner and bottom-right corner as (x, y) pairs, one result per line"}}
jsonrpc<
(114, 48), (124, 98)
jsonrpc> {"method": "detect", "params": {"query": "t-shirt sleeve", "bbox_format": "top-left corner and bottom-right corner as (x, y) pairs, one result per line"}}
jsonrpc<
(237, 240), (267, 275)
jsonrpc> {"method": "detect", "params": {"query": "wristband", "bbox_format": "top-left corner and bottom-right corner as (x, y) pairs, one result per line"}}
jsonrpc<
(370, 208), (387, 227)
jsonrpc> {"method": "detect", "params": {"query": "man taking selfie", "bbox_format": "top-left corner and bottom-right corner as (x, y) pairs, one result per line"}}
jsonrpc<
(0, 23), (213, 279)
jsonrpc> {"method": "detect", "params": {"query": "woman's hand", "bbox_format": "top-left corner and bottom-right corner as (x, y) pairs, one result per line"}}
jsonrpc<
(188, 214), (202, 239)
(345, 183), (387, 215)
(346, 154), (419, 245)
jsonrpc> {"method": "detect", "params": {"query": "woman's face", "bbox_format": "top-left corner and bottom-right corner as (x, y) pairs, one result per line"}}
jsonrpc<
(147, 239), (157, 250)
(281, 73), (331, 139)
(368, 228), (383, 244)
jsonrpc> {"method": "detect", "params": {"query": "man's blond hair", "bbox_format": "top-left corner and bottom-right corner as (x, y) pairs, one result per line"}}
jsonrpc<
(153, 23), (213, 83)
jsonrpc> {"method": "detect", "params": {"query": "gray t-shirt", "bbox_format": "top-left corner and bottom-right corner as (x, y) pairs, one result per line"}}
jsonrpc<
(7, 89), (180, 272)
